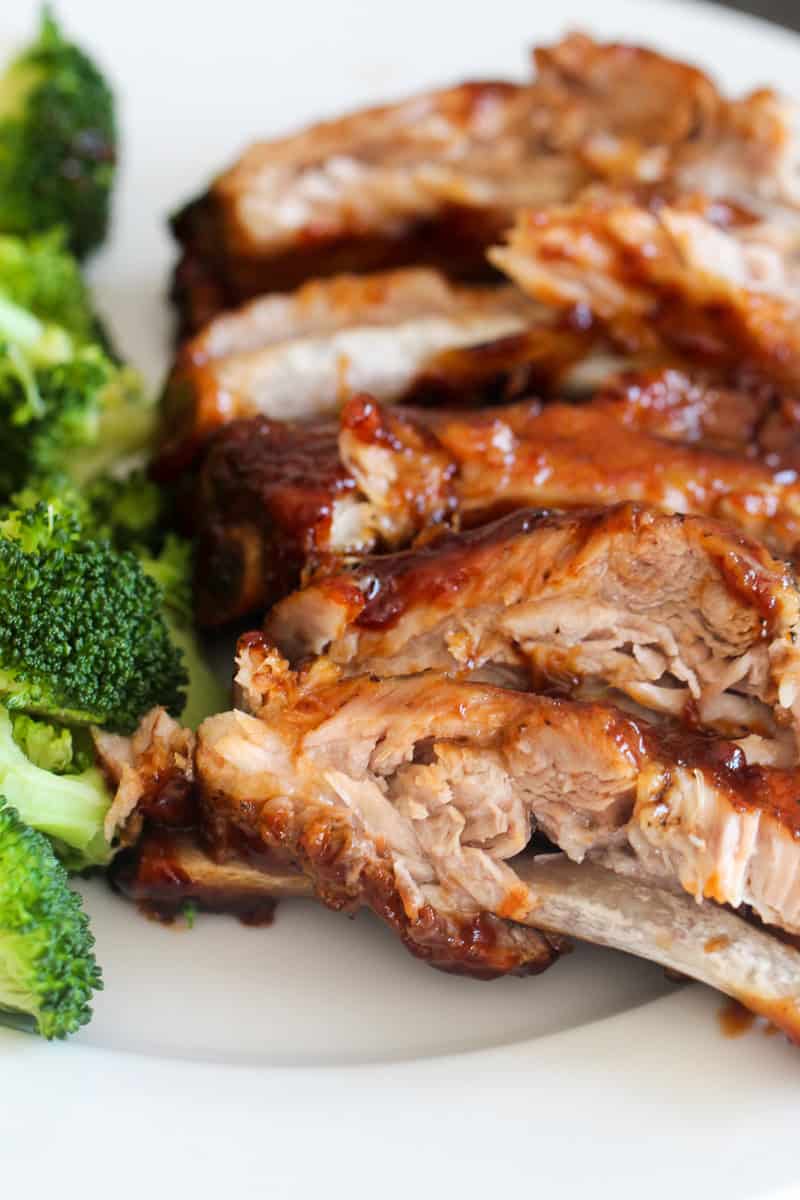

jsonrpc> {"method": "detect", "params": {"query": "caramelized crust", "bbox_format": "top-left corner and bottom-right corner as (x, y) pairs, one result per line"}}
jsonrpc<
(194, 397), (457, 626)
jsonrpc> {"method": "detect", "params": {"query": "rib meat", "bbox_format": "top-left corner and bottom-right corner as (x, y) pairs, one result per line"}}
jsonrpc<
(264, 504), (800, 751)
(171, 33), (800, 332)
(196, 655), (800, 1033)
(110, 829), (309, 923)
(155, 267), (591, 476)
(194, 388), (800, 625)
(193, 399), (458, 626)
(491, 188), (800, 391)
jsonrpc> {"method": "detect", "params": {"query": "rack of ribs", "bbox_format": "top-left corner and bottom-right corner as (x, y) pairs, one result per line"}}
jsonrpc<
(129, 31), (800, 1042)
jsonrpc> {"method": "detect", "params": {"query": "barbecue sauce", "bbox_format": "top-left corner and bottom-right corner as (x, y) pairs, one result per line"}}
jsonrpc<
(718, 1000), (756, 1038)
(110, 830), (281, 928)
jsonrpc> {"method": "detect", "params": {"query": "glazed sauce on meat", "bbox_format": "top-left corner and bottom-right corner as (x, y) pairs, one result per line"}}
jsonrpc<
(352, 508), (561, 631)
(195, 414), (351, 624)
(110, 830), (280, 928)
(718, 1000), (756, 1038)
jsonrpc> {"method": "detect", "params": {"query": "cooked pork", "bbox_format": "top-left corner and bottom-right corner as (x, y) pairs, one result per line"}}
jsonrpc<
(154, 267), (592, 476)
(109, 821), (800, 1039)
(421, 397), (800, 551)
(193, 398), (456, 625)
(591, 365), (783, 454)
(93, 707), (196, 846)
(491, 189), (800, 392)
(156, 30), (800, 1043)
(196, 653), (800, 1034)
(194, 388), (800, 625)
(265, 504), (800, 751)
(110, 829), (309, 922)
(171, 33), (800, 332)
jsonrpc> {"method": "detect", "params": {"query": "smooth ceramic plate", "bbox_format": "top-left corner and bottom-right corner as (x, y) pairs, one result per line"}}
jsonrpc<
(4, 1), (800, 1196)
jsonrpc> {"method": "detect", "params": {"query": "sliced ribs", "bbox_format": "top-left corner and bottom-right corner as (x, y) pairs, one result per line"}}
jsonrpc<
(171, 33), (800, 332)
(193, 390), (800, 625)
(196, 654), (800, 1035)
(155, 267), (598, 477)
(264, 504), (800, 753)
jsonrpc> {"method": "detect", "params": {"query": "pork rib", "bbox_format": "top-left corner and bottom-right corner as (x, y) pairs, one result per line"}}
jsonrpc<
(171, 34), (800, 331)
(155, 267), (594, 477)
(193, 399), (458, 626)
(196, 657), (800, 1033)
(264, 504), (800, 752)
(194, 386), (800, 625)
(110, 825), (800, 1041)
(491, 189), (800, 391)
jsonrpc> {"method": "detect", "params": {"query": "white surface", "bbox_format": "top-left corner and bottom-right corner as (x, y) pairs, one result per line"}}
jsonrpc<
(4, 1), (800, 1197)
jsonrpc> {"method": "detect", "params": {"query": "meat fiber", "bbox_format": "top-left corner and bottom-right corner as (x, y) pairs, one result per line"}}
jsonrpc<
(265, 504), (800, 753)
(196, 652), (800, 1035)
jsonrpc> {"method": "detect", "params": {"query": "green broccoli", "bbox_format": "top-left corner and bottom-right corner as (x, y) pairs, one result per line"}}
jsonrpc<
(0, 493), (196, 869)
(0, 497), (187, 731)
(0, 228), (103, 346)
(140, 534), (228, 729)
(16, 475), (228, 729)
(0, 9), (116, 257)
(0, 708), (112, 868)
(0, 799), (101, 1037)
(0, 341), (156, 499)
(80, 470), (165, 551)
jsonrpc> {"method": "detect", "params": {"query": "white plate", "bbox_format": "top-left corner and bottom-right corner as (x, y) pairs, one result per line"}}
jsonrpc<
(5, 1), (800, 1196)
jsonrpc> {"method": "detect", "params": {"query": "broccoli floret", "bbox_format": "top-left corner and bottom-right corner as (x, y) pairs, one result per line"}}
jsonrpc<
(0, 9), (116, 257)
(0, 343), (156, 498)
(0, 228), (101, 345)
(11, 710), (74, 773)
(81, 470), (165, 551)
(0, 498), (187, 731)
(0, 799), (102, 1037)
(6, 478), (224, 729)
(11, 711), (86, 774)
(12, 470), (164, 552)
(140, 535), (228, 729)
(0, 707), (112, 868)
